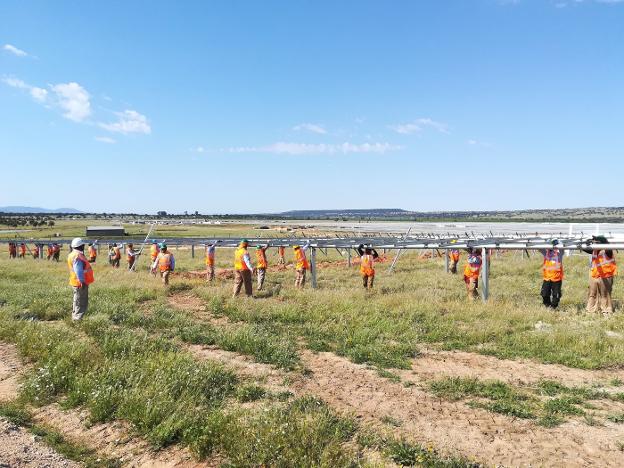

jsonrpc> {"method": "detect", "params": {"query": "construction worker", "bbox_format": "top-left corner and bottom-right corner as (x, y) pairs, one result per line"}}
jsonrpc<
(463, 248), (483, 300)
(584, 236), (617, 315)
(111, 243), (121, 268)
(256, 244), (270, 290)
(233, 239), (254, 297)
(67, 238), (95, 321)
(149, 240), (160, 273)
(9, 242), (17, 259)
(155, 243), (175, 286)
(357, 244), (379, 290)
(449, 241), (460, 274)
(293, 241), (311, 288)
(52, 243), (61, 262)
(32, 244), (40, 259)
(205, 241), (220, 282)
(18, 243), (26, 258)
(46, 244), (53, 260)
(87, 243), (97, 263)
(277, 246), (286, 267)
(126, 243), (138, 270)
(539, 245), (563, 309)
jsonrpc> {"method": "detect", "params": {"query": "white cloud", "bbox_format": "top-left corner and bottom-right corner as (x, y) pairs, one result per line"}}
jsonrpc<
(30, 86), (48, 102)
(221, 141), (402, 155)
(2, 77), (48, 103)
(293, 123), (327, 134)
(95, 136), (116, 144)
(467, 139), (493, 148)
(3, 44), (28, 57)
(99, 109), (151, 135)
(2, 77), (28, 89)
(51, 82), (91, 122)
(390, 118), (449, 135)
(191, 146), (206, 153)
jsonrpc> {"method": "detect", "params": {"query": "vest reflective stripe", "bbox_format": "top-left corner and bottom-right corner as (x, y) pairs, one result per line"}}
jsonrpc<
(256, 250), (267, 269)
(67, 251), (94, 287)
(542, 251), (563, 281)
(158, 253), (172, 272)
(294, 249), (309, 270)
(206, 250), (215, 266)
(463, 255), (482, 279)
(360, 254), (375, 276)
(234, 247), (250, 271)
(591, 253), (617, 279)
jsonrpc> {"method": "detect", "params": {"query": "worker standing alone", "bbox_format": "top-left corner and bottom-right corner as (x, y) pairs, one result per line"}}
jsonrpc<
(256, 244), (270, 290)
(233, 239), (254, 297)
(155, 243), (175, 286)
(293, 242), (311, 288)
(584, 236), (617, 315)
(357, 244), (379, 290)
(205, 241), (219, 282)
(87, 243), (97, 263)
(463, 248), (483, 300)
(540, 245), (563, 309)
(67, 238), (95, 321)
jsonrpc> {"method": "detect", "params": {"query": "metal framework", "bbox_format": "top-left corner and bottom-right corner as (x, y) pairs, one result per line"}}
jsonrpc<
(2, 233), (621, 302)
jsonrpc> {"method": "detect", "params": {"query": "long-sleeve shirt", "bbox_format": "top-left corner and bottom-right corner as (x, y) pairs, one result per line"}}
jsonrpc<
(73, 256), (86, 283)
(301, 241), (311, 252)
(242, 252), (253, 270)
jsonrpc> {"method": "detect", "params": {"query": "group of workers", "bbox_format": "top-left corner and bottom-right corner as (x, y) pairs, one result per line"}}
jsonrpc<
(448, 235), (617, 315)
(8, 242), (62, 261)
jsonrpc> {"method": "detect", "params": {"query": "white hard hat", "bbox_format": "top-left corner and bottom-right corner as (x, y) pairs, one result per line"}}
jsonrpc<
(71, 237), (87, 248)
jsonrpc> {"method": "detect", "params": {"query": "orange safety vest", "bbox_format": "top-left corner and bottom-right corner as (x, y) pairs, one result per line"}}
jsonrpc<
(113, 246), (121, 260)
(234, 247), (250, 271)
(278, 246), (285, 257)
(126, 248), (135, 262)
(150, 244), (159, 260)
(33, 246), (40, 257)
(256, 249), (267, 269)
(542, 250), (563, 282)
(450, 249), (460, 262)
(463, 254), (482, 280)
(158, 252), (173, 272)
(88, 246), (97, 258)
(205, 248), (215, 266)
(67, 250), (95, 287)
(294, 248), (309, 270)
(590, 253), (617, 279)
(19, 245), (26, 255)
(360, 254), (375, 276)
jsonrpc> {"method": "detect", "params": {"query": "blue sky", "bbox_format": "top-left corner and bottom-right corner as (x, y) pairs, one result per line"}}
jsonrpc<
(1, 0), (623, 214)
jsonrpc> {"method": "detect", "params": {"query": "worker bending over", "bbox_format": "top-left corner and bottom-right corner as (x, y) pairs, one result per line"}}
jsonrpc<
(539, 245), (563, 309)
(293, 241), (311, 288)
(126, 243), (138, 270)
(155, 243), (175, 286)
(357, 244), (379, 290)
(67, 238), (95, 321)
(87, 243), (97, 263)
(233, 239), (254, 297)
(256, 244), (270, 290)
(584, 236), (617, 315)
(205, 241), (220, 282)
(463, 248), (483, 300)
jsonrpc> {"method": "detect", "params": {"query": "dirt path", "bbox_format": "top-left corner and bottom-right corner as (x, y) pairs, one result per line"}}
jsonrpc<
(0, 341), (23, 401)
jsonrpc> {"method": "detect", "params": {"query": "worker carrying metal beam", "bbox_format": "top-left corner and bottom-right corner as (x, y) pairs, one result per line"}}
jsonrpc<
(293, 241), (311, 288)
(149, 241), (160, 275)
(155, 243), (175, 286)
(539, 244), (563, 309)
(463, 248), (483, 300)
(67, 237), (95, 321)
(583, 236), (617, 315)
(233, 239), (254, 297)
(126, 243), (138, 270)
(87, 243), (97, 263)
(357, 244), (379, 290)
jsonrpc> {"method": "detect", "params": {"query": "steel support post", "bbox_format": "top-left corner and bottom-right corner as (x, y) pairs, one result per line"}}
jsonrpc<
(311, 247), (318, 289)
(191, 244), (195, 258)
(481, 247), (489, 302)
(347, 248), (351, 268)
(444, 249), (449, 273)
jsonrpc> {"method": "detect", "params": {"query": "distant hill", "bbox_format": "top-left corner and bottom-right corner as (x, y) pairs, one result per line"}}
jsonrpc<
(279, 208), (409, 218)
(0, 206), (82, 214)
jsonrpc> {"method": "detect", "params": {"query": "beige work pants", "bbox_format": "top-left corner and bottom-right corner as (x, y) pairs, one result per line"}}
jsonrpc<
(295, 269), (306, 288)
(233, 270), (253, 297)
(587, 276), (614, 314)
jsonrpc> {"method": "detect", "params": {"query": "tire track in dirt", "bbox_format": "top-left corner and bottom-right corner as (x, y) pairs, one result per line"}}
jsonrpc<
(169, 293), (624, 467)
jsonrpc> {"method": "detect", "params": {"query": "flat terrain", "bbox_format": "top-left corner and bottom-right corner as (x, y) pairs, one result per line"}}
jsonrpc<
(1, 223), (623, 466)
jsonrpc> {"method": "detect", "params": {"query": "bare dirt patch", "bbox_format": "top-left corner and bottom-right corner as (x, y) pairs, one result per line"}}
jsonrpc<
(0, 342), (23, 401)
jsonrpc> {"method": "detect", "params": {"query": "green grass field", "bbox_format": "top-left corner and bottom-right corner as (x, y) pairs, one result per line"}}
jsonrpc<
(1, 223), (623, 466)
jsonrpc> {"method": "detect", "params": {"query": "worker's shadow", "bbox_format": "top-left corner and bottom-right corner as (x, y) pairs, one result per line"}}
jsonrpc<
(254, 284), (282, 299)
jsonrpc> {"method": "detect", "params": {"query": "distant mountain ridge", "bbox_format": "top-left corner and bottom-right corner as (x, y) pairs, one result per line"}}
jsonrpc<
(0, 206), (82, 214)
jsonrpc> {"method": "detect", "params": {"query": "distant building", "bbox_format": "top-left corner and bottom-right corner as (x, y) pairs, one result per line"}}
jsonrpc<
(86, 226), (125, 237)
